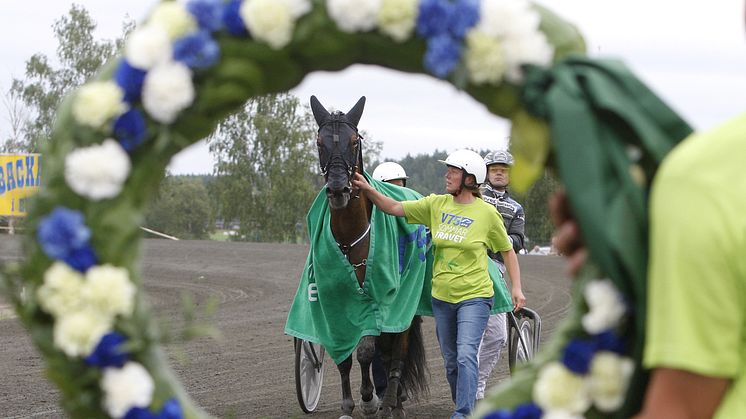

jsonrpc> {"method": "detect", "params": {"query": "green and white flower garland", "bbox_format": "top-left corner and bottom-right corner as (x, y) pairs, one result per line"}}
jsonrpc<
(6, 0), (588, 417)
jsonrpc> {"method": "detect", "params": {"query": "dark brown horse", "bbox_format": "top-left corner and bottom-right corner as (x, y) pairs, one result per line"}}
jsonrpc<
(310, 95), (428, 419)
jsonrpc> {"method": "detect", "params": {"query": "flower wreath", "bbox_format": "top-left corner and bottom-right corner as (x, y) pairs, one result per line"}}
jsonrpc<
(0, 0), (692, 418)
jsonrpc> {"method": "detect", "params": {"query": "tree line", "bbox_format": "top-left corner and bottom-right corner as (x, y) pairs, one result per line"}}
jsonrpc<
(1, 5), (560, 246)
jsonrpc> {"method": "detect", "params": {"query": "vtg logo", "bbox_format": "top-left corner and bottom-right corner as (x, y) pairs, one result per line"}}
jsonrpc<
(440, 212), (474, 228)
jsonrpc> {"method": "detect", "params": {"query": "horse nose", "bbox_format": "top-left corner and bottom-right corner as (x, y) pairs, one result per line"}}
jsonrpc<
(326, 185), (351, 197)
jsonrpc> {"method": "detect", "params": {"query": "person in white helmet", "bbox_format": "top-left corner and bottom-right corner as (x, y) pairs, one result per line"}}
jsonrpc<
(476, 150), (526, 400)
(372, 161), (409, 187)
(370, 161), (411, 400)
(353, 149), (525, 419)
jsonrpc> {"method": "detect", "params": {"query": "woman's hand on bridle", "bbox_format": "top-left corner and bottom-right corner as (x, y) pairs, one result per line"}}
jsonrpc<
(352, 172), (372, 192)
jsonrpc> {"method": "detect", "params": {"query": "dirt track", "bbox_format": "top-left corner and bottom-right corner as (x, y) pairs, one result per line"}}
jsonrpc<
(0, 237), (573, 419)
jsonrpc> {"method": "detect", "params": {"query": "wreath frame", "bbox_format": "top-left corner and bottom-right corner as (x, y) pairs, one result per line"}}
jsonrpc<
(0, 0), (693, 418)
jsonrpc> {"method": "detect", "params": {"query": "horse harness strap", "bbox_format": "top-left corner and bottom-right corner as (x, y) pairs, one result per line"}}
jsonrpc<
(337, 223), (371, 270)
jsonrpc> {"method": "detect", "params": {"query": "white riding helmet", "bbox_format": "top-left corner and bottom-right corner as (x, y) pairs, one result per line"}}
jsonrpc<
(483, 150), (514, 166)
(372, 162), (409, 182)
(438, 149), (487, 184)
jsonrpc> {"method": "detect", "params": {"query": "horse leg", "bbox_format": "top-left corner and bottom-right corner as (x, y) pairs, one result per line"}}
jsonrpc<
(357, 335), (378, 418)
(337, 355), (355, 419)
(380, 329), (410, 419)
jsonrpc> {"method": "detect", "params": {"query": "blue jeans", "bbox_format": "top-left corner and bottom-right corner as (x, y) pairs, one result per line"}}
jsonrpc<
(432, 296), (492, 418)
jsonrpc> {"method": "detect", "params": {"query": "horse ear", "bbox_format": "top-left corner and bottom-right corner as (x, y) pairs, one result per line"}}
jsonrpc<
(346, 96), (366, 127)
(310, 95), (330, 126)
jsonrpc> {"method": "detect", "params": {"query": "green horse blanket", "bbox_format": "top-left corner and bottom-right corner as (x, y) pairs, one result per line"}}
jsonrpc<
(284, 174), (513, 363)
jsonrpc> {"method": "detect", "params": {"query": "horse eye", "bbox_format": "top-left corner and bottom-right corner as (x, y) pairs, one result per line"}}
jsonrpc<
(316, 135), (322, 146)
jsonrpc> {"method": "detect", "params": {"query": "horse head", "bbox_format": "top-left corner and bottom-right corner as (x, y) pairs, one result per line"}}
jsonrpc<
(310, 95), (365, 210)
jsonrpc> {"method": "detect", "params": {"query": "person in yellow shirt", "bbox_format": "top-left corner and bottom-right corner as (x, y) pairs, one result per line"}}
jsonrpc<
(551, 114), (746, 418)
(354, 149), (525, 418)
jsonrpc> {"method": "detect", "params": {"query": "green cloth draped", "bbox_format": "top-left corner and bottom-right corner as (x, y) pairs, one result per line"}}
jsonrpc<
(476, 57), (693, 418)
(285, 174), (512, 364)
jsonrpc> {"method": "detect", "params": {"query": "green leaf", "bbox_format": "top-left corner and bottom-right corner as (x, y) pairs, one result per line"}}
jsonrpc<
(509, 109), (551, 193)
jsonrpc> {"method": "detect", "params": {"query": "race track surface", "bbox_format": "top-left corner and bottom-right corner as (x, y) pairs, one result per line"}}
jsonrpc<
(0, 237), (573, 418)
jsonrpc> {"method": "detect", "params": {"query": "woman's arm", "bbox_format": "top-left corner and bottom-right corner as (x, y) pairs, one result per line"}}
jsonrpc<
(352, 172), (405, 217)
(501, 249), (525, 311)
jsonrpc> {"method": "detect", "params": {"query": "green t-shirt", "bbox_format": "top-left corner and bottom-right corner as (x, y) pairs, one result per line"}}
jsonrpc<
(644, 113), (746, 418)
(402, 194), (512, 303)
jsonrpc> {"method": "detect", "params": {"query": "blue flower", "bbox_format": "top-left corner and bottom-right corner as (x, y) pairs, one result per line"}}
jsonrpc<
(114, 109), (148, 152)
(124, 407), (156, 419)
(157, 399), (183, 419)
(424, 34), (462, 78)
(594, 330), (627, 355)
(223, 0), (248, 36)
(449, 0), (480, 39)
(173, 31), (221, 69)
(37, 207), (91, 261)
(124, 398), (182, 419)
(85, 332), (130, 368)
(512, 402), (542, 419)
(187, 0), (224, 32)
(561, 338), (597, 375)
(484, 410), (512, 419)
(114, 59), (146, 104)
(416, 0), (453, 38)
(63, 245), (98, 273)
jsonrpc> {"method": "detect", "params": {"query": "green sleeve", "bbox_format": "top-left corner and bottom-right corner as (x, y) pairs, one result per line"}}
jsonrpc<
(402, 194), (437, 227)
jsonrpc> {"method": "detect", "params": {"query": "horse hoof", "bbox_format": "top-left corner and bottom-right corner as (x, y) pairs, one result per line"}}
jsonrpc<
(361, 393), (379, 417)
(339, 416), (354, 419)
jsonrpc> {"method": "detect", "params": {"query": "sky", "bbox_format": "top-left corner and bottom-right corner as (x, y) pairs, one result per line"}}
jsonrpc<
(1, 0), (745, 175)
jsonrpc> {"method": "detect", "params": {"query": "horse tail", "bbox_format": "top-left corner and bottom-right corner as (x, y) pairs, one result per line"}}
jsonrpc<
(402, 315), (429, 401)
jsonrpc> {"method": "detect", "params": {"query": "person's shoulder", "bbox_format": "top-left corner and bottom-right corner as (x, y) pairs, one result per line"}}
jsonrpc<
(660, 113), (746, 181)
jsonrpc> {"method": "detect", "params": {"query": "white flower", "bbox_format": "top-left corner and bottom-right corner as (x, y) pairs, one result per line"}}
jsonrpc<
(65, 139), (131, 200)
(240, 0), (296, 49)
(502, 30), (554, 82)
(464, 29), (506, 85)
(72, 82), (126, 129)
(101, 362), (155, 418)
(542, 410), (585, 419)
(377, 0), (418, 42)
(327, 0), (381, 33)
(125, 25), (172, 70)
(148, 1), (197, 40)
(53, 310), (111, 357)
(37, 262), (85, 317)
(477, 0), (540, 39)
(83, 265), (136, 318)
(533, 362), (591, 414)
(142, 61), (195, 123)
(589, 351), (635, 412)
(582, 279), (626, 334)
(286, 0), (312, 18)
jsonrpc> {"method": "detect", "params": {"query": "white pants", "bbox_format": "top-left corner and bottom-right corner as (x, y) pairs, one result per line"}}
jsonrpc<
(476, 312), (507, 399)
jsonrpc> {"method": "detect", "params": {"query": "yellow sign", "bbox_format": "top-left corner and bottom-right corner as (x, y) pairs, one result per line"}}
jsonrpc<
(0, 154), (41, 216)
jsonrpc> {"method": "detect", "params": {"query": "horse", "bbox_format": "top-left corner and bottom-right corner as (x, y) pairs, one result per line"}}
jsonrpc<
(310, 95), (429, 419)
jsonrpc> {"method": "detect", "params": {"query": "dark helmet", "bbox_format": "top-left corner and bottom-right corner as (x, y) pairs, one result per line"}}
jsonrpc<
(483, 150), (514, 166)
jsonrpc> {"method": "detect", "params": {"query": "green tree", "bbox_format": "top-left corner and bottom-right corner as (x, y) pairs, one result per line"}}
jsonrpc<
(359, 130), (383, 171)
(10, 5), (132, 151)
(397, 150), (448, 195)
(1, 86), (30, 153)
(209, 93), (318, 242)
(145, 176), (213, 240)
(514, 169), (561, 247)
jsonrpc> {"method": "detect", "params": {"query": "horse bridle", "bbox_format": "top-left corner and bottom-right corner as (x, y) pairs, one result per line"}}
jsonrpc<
(316, 111), (365, 185)
(318, 111), (370, 270)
